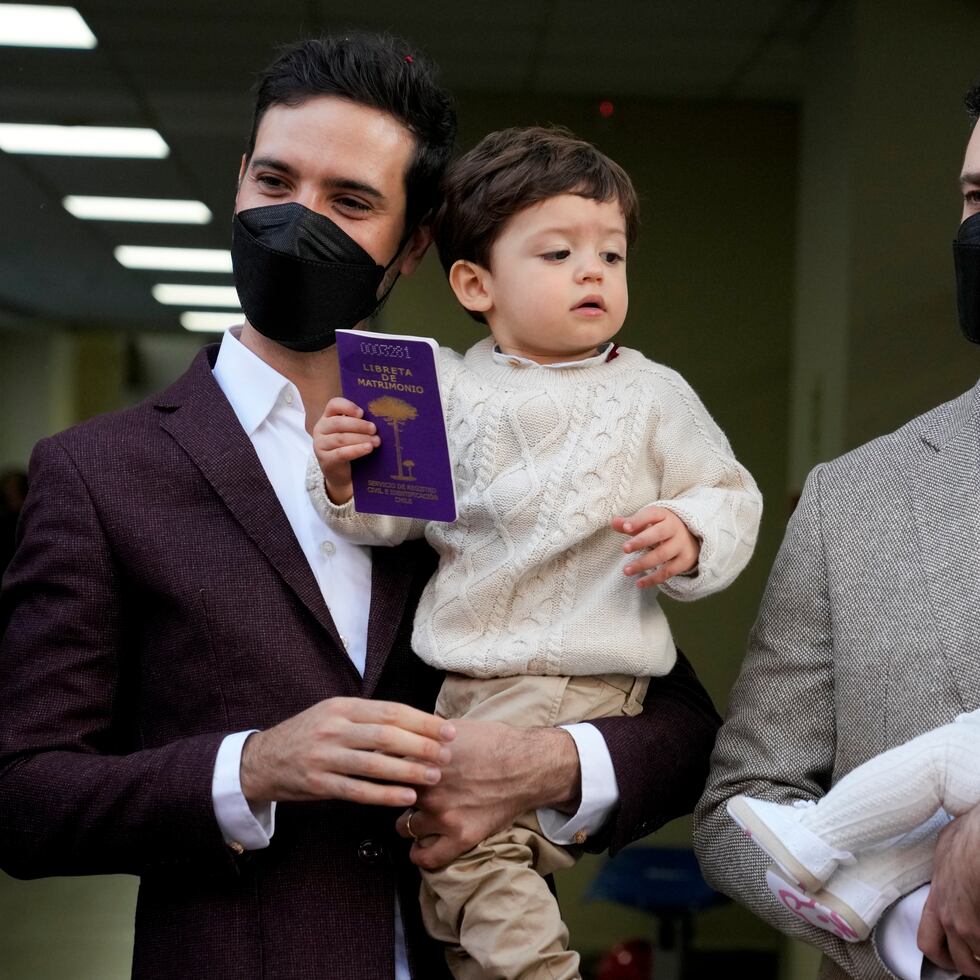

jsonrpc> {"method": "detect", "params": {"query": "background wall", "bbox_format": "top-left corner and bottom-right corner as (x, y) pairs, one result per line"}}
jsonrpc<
(788, 0), (980, 489)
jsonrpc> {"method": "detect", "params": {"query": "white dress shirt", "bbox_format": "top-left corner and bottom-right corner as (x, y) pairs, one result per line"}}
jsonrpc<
(878, 886), (959, 980)
(206, 328), (620, 973)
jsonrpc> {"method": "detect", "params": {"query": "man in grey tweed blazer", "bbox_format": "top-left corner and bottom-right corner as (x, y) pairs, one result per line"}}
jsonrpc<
(694, 87), (980, 980)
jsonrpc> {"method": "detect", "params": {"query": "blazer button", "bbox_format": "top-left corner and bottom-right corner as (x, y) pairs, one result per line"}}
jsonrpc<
(357, 839), (384, 865)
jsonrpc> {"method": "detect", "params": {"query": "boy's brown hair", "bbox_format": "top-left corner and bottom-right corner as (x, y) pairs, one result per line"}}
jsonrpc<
(433, 126), (640, 280)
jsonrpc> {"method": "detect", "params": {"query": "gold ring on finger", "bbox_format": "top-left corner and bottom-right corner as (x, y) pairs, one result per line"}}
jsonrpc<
(406, 808), (419, 841)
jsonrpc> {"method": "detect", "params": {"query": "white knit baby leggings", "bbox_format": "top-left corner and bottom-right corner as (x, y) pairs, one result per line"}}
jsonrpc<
(797, 708), (980, 892)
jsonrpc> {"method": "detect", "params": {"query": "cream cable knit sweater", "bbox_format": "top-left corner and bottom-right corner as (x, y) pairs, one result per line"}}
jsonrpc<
(307, 338), (762, 679)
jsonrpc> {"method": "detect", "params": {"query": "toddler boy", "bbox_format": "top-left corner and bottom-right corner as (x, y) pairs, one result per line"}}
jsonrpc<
(309, 126), (762, 979)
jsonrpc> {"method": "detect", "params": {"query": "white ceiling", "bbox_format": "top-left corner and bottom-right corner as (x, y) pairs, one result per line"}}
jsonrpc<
(0, 0), (828, 330)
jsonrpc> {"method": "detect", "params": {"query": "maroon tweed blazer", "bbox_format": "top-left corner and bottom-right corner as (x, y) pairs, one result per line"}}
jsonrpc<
(0, 347), (720, 979)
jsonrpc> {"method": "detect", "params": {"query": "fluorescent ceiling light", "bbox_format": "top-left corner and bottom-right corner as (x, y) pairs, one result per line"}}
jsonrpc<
(181, 311), (241, 333)
(0, 123), (168, 157)
(0, 4), (96, 48)
(153, 284), (241, 308)
(115, 246), (232, 273)
(64, 196), (211, 224)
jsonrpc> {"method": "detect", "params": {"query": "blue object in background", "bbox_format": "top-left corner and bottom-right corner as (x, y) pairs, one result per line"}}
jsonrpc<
(587, 847), (728, 980)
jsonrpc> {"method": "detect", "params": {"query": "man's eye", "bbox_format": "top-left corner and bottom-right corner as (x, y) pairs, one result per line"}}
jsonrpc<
(541, 250), (570, 261)
(337, 197), (371, 213)
(966, 190), (980, 205)
(255, 174), (286, 190)
(602, 251), (624, 265)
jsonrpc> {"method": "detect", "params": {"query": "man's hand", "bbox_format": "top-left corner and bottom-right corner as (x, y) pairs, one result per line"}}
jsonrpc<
(612, 505), (700, 588)
(240, 697), (455, 808)
(394, 721), (580, 870)
(312, 397), (380, 504)
(918, 804), (980, 977)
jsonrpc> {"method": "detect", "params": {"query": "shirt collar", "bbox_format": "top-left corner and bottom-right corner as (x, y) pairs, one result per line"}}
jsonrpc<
(212, 327), (296, 436)
(491, 342), (615, 369)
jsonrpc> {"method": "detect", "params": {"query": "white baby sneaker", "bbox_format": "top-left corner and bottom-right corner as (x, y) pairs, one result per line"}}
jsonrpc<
(728, 795), (854, 893)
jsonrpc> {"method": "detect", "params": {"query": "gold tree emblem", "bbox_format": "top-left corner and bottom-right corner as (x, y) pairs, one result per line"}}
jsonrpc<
(368, 396), (418, 481)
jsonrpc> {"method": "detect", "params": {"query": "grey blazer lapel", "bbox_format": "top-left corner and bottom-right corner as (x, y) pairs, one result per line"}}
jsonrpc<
(911, 382), (980, 708)
(154, 349), (353, 672)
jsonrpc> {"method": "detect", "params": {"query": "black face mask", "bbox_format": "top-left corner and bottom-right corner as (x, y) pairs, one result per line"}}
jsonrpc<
(954, 211), (980, 344)
(231, 202), (404, 352)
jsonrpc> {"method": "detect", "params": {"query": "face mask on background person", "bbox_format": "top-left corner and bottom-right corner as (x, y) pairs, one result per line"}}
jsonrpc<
(954, 211), (980, 344)
(231, 202), (407, 352)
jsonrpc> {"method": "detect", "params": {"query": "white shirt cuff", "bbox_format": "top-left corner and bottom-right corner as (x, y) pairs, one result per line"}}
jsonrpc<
(536, 722), (619, 846)
(877, 884), (958, 980)
(212, 730), (276, 850)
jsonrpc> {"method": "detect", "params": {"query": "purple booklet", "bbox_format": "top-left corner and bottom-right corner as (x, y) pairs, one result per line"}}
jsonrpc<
(335, 329), (457, 522)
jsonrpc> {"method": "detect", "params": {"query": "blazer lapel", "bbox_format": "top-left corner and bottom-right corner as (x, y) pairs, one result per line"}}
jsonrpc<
(361, 542), (424, 698)
(155, 349), (353, 673)
(911, 383), (980, 708)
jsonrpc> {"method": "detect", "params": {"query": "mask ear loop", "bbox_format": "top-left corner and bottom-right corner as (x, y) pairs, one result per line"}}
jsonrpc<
(374, 217), (425, 310)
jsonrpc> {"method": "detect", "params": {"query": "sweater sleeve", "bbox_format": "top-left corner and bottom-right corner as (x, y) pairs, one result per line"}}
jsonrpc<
(305, 454), (428, 547)
(647, 367), (763, 601)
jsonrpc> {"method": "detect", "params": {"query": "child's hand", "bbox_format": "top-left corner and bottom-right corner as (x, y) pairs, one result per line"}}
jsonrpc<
(611, 506), (700, 588)
(312, 397), (380, 504)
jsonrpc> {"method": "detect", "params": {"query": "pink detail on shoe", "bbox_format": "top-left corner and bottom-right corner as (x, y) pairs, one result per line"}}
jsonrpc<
(777, 888), (860, 941)
(826, 911), (860, 942)
(778, 887), (816, 914)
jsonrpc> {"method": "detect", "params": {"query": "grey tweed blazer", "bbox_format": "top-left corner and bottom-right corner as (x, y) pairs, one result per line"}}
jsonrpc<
(694, 380), (980, 980)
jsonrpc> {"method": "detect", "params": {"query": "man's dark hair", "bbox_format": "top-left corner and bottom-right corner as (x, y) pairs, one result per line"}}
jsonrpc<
(433, 126), (639, 301)
(247, 33), (456, 229)
(966, 82), (980, 125)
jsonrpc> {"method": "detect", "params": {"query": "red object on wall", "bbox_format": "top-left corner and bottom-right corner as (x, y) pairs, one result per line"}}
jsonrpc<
(596, 938), (653, 980)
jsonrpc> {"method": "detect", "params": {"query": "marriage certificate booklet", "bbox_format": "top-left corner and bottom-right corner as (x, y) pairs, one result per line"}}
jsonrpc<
(335, 329), (457, 522)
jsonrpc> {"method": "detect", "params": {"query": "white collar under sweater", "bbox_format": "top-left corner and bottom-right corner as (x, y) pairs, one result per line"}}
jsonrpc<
(465, 336), (640, 391)
(490, 342), (614, 370)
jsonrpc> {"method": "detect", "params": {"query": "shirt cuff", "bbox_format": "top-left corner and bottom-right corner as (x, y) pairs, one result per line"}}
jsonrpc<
(536, 722), (619, 846)
(211, 730), (276, 850)
(877, 884), (958, 980)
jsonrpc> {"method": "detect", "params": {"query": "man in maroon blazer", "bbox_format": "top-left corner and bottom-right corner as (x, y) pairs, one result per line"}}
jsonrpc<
(0, 34), (721, 979)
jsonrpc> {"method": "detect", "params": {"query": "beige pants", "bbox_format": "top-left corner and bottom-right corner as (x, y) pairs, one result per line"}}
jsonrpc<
(421, 672), (649, 980)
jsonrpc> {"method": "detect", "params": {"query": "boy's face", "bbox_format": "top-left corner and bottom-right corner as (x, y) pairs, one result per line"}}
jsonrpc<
(467, 194), (629, 363)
